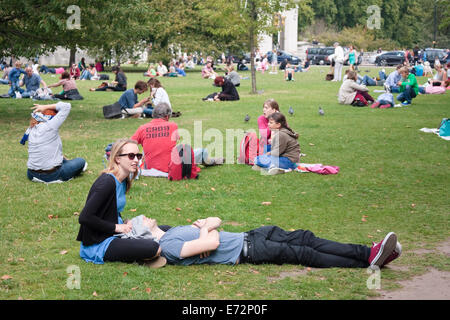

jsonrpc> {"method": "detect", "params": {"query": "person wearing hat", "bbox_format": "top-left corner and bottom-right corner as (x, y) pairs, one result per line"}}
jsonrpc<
(22, 102), (87, 183)
(212, 76), (239, 101)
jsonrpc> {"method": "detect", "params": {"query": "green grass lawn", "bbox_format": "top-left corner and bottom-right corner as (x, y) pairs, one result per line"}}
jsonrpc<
(0, 65), (449, 300)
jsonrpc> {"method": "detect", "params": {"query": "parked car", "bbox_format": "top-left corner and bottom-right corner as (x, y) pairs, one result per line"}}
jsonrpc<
(375, 51), (406, 66)
(307, 47), (350, 65)
(423, 48), (447, 68)
(306, 47), (320, 64)
(311, 47), (335, 65)
(226, 52), (251, 64)
(267, 50), (301, 65)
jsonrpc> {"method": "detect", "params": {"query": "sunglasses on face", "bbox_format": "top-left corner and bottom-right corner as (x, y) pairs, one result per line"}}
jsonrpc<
(118, 153), (143, 160)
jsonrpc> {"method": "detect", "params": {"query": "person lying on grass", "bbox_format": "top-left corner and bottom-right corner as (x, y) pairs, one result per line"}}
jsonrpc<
(139, 216), (401, 269)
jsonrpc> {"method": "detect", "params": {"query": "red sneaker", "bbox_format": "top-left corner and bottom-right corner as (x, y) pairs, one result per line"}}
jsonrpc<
(371, 101), (381, 109)
(368, 232), (397, 269)
(382, 242), (402, 267)
(379, 104), (391, 109)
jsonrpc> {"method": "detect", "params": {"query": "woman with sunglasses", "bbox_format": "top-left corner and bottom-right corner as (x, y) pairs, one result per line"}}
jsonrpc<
(76, 139), (167, 266)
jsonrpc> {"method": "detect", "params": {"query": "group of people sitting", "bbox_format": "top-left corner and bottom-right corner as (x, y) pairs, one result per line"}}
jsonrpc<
(15, 55), (402, 272)
(74, 119), (401, 270)
(338, 62), (449, 108)
(0, 61), (84, 100)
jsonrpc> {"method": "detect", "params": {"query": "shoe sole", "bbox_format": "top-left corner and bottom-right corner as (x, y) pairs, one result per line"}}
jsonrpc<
(370, 232), (397, 269)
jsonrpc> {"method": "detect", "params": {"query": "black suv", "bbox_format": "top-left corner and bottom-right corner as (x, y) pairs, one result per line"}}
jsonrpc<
(424, 48), (447, 68)
(307, 47), (335, 65)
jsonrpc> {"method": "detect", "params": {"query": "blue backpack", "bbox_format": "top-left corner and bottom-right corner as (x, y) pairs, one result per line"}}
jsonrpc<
(438, 118), (450, 137)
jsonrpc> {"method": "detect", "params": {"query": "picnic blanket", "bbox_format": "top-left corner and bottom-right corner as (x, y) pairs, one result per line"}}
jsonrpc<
(275, 163), (340, 175)
(419, 128), (450, 141)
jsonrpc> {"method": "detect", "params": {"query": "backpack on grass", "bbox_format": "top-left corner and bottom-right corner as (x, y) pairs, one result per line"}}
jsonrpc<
(438, 118), (450, 137)
(238, 132), (261, 165)
(168, 144), (200, 181)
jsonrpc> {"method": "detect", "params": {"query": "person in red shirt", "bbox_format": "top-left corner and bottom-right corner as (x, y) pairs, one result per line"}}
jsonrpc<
(70, 64), (80, 80)
(131, 103), (179, 173)
(131, 103), (224, 174)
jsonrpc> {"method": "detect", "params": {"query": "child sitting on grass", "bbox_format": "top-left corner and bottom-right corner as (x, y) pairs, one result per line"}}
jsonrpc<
(253, 112), (300, 175)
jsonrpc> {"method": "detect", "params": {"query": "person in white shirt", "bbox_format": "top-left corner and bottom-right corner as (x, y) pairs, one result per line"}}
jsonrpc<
(329, 42), (345, 82)
(148, 78), (171, 109)
(22, 102), (87, 183)
(156, 61), (168, 76)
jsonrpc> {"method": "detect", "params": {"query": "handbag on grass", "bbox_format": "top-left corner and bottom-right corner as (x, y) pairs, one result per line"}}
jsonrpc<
(103, 102), (122, 119)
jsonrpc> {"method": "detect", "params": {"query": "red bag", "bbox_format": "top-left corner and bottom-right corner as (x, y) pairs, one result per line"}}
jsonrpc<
(168, 144), (200, 181)
(238, 132), (261, 165)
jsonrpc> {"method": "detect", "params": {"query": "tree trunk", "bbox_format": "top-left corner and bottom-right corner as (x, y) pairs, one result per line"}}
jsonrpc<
(69, 47), (76, 68)
(249, 0), (257, 94)
(249, 24), (257, 94)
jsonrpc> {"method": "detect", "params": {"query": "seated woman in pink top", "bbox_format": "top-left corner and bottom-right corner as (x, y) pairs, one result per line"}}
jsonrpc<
(257, 99), (280, 153)
(47, 71), (83, 100)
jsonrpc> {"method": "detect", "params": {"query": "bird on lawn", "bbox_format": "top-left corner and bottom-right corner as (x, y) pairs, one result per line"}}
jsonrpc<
(244, 114), (250, 122)
(288, 106), (294, 116)
(319, 106), (324, 116)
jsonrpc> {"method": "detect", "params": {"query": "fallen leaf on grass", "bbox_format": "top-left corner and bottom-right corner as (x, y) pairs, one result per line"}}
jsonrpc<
(1, 275), (12, 281)
(176, 207), (182, 211)
(261, 202), (271, 206)
(186, 219), (192, 223)
(131, 287), (139, 291)
(211, 187), (216, 191)
(266, 218), (271, 221)
(48, 215), (59, 220)
(60, 250), (68, 255)
(73, 212), (79, 216)
(129, 208), (137, 212)
(92, 291), (98, 297)
(411, 203), (416, 208)
(146, 288), (151, 294)
(361, 217), (367, 222)
(337, 194), (344, 197)
(123, 272), (128, 277)
(329, 288), (334, 292)
(309, 143), (315, 146)
(249, 269), (260, 274)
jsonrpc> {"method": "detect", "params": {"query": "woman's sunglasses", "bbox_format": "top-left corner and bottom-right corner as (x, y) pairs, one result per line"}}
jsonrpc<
(118, 153), (143, 160)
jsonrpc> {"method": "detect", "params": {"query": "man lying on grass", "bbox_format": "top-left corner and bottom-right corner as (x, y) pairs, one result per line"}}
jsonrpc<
(141, 216), (401, 269)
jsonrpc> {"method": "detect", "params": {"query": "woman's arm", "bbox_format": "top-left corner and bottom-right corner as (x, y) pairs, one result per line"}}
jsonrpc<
(46, 80), (62, 88)
(78, 175), (119, 234)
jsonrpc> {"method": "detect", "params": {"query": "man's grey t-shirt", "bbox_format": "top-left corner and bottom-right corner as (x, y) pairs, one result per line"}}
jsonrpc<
(160, 226), (244, 265)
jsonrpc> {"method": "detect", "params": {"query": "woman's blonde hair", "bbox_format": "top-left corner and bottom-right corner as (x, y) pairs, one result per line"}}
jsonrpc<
(102, 138), (139, 193)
